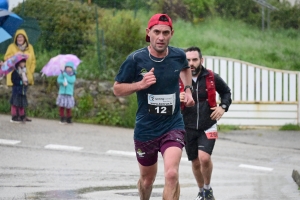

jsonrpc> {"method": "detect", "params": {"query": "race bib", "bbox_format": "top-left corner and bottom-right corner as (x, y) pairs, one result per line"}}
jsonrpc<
(205, 124), (218, 139)
(148, 93), (175, 115)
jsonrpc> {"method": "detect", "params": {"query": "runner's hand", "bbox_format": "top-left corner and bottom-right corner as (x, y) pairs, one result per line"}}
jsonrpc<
(139, 68), (156, 90)
(179, 92), (185, 102)
(184, 91), (195, 107)
(210, 106), (225, 120)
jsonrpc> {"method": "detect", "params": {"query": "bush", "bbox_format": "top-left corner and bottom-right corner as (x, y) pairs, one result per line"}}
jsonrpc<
(214, 0), (300, 30)
(147, 0), (191, 20)
(183, 0), (215, 19)
(99, 10), (145, 72)
(271, 1), (300, 30)
(13, 0), (96, 57)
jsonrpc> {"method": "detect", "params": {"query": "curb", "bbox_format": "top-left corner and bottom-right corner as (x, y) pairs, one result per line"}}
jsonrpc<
(292, 169), (300, 188)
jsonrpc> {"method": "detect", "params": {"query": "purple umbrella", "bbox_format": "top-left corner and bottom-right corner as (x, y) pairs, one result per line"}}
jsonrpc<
(0, 53), (28, 76)
(41, 54), (81, 77)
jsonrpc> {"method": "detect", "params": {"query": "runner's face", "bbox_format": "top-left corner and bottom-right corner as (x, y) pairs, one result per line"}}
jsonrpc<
(186, 51), (203, 76)
(146, 24), (173, 54)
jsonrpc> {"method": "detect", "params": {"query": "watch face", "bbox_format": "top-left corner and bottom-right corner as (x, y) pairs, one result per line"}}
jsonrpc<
(221, 104), (226, 109)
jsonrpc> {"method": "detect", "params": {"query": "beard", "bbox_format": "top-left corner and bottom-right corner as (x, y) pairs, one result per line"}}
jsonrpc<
(191, 64), (201, 76)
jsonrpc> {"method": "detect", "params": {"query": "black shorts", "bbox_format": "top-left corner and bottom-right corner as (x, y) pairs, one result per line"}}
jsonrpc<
(184, 127), (216, 161)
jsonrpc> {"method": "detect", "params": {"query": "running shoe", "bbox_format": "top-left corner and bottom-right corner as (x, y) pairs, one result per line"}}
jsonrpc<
(203, 188), (215, 200)
(195, 191), (203, 200)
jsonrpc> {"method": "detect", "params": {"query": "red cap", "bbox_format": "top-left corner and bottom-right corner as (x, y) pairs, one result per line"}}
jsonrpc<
(146, 13), (173, 42)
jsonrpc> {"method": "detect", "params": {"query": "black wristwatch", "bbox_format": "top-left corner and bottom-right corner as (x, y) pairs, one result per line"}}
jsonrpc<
(220, 104), (227, 110)
(184, 85), (193, 93)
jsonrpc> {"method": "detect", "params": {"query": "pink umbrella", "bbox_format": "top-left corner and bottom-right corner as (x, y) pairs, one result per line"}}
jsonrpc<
(0, 53), (28, 76)
(41, 54), (81, 77)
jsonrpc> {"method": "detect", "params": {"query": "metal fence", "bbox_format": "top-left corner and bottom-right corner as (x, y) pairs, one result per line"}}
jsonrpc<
(205, 56), (300, 126)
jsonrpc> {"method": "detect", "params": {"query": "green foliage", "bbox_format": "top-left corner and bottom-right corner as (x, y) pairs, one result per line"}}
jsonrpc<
(279, 124), (300, 131)
(27, 106), (57, 119)
(0, 99), (10, 113)
(214, 0), (300, 30)
(93, 0), (148, 10)
(119, 94), (137, 128)
(13, 0), (96, 57)
(218, 124), (240, 132)
(271, 1), (300, 30)
(99, 10), (144, 72)
(95, 107), (122, 126)
(147, 0), (191, 20)
(215, 0), (261, 25)
(183, 0), (215, 19)
(171, 17), (300, 71)
(74, 93), (94, 117)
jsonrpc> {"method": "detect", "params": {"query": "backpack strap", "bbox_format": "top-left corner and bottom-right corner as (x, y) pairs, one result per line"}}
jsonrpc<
(206, 69), (217, 108)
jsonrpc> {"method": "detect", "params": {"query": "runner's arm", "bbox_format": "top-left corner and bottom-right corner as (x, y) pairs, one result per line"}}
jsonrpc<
(113, 81), (142, 97)
(114, 68), (156, 97)
(180, 67), (195, 107)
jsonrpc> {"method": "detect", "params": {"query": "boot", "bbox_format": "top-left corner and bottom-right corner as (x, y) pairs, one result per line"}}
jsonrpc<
(10, 116), (21, 123)
(25, 116), (32, 122)
(66, 116), (72, 124)
(59, 117), (66, 124)
(20, 115), (26, 123)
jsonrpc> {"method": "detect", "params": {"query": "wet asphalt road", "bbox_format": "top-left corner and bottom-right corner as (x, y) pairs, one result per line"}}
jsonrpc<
(0, 114), (299, 200)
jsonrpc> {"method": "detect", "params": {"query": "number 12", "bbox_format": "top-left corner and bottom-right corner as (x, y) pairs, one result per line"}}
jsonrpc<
(155, 106), (167, 114)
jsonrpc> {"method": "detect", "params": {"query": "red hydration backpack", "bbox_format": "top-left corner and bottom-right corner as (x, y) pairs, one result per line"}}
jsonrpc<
(179, 69), (216, 110)
(206, 69), (217, 108)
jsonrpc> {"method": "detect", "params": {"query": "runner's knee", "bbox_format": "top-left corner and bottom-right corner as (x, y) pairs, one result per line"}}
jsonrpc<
(199, 153), (211, 166)
(192, 158), (201, 169)
(139, 176), (155, 188)
(165, 168), (179, 182)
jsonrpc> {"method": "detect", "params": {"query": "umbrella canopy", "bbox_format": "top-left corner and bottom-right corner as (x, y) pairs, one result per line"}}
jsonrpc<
(0, 16), (41, 54)
(41, 54), (81, 77)
(0, 53), (28, 76)
(0, 9), (23, 43)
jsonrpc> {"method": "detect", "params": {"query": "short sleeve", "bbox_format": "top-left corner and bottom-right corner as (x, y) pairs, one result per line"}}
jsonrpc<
(115, 55), (137, 83)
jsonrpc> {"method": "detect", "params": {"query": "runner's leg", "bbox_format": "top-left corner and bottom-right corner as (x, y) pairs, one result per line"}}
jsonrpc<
(198, 150), (213, 185)
(192, 157), (204, 188)
(162, 146), (182, 200)
(138, 163), (157, 200)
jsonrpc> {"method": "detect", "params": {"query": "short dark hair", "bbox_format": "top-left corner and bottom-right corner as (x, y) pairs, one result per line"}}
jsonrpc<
(185, 46), (202, 58)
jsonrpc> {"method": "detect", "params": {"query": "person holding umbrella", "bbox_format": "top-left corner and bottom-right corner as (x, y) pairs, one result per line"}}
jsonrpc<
(56, 61), (77, 124)
(4, 29), (36, 121)
(10, 57), (29, 123)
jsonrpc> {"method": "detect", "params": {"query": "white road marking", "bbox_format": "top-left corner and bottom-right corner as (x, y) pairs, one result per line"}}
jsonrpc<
(239, 164), (273, 171)
(44, 144), (83, 151)
(106, 150), (136, 157)
(0, 139), (21, 145)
